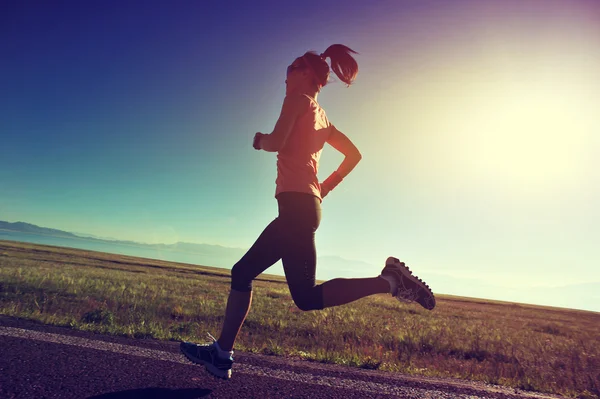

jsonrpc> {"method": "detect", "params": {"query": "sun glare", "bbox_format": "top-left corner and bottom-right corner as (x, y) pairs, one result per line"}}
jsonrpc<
(392, 52), (598, 201)
(452, 79), (593, 194)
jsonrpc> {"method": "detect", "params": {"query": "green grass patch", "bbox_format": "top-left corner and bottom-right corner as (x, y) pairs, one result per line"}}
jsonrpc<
(1, 240), (599, 398)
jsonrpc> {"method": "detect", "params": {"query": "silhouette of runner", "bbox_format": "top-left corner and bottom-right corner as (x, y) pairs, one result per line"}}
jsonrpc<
(181, 44), (435, 379)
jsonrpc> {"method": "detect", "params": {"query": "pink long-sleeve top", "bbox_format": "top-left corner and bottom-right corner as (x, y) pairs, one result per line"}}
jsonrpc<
(260, 94), (331, 202)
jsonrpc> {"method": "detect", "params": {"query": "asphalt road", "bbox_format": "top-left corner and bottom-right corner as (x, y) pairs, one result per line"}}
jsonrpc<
(0, 316), (565, 399)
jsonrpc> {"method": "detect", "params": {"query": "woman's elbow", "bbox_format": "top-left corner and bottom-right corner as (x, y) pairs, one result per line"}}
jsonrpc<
(346, 152), (362, 168)
(261, 140), (282, 152)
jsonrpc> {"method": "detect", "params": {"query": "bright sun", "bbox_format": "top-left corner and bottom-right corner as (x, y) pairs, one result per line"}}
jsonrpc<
(396, 59), (597, 199)
(454, 80), (593, 191)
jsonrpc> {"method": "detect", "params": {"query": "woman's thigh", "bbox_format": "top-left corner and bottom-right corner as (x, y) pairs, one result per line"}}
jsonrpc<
(277, 193), (321, 290)
(230, 218), (283, 291)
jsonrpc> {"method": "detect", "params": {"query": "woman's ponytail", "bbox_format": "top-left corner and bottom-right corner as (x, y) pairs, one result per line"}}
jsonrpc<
(320, 44), (359, 87)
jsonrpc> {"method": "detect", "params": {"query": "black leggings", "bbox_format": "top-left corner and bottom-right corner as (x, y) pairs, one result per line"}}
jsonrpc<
(230, 191), (324, 311)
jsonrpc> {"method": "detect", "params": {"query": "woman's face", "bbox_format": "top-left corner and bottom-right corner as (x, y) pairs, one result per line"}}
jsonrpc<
(285, 57), (310, 94)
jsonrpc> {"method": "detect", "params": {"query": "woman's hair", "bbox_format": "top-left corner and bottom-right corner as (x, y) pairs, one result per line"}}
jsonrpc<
(302, 44), (359, 89)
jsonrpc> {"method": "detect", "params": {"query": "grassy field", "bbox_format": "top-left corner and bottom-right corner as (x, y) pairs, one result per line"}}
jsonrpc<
(1, 240), (598, 398)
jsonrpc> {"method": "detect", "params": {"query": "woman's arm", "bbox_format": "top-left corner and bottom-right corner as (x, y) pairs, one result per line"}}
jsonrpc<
(327, 124), (362, 177)
(320, 124), (362, 197)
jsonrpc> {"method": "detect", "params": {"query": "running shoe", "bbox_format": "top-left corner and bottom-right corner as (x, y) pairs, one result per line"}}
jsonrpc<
(381, 256), (436, 310)
(180, 333), (233, 380)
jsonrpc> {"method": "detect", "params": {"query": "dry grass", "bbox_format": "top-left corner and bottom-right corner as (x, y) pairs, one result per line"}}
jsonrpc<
(1, 240), (598, 398)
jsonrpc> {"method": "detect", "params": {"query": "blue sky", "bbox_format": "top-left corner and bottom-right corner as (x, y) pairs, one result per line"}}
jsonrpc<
(2, 0), (599, 309)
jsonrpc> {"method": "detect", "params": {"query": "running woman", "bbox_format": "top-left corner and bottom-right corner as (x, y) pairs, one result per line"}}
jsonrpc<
(181, 44), (435, 379)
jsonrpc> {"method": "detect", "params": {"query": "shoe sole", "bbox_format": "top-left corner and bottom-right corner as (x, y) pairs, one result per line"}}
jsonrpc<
(180, 345), (232, 380)
(385, 257), (436, 310)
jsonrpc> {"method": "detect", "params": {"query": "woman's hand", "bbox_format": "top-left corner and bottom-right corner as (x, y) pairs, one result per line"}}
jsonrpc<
(253, 132), (264, 150)
(320, 171), (344, 199)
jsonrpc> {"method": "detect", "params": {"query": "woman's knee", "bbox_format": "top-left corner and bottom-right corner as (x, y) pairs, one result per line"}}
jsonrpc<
(230, 262), (253, 292)
(291, 285), (324, 311)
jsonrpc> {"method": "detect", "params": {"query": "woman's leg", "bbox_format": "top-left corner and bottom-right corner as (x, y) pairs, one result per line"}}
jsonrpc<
(217, 218), (282, 351)
(320, 276), (390, 308)
(217, 289), (253, 352)
(285, 250), (391, 310)
(278, 192), (392, 311)
(277, 193), (323, 311)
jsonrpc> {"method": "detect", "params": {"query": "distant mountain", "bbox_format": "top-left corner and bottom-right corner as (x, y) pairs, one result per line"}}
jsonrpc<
(0, 220), (248, 268)
(424, 272), (600, 313)
(72, 232), (120, 241)
(0, 221), (80, 239)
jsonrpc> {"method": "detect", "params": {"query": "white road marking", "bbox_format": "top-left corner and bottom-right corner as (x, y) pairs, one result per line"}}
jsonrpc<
(0, 326), (509, 398)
